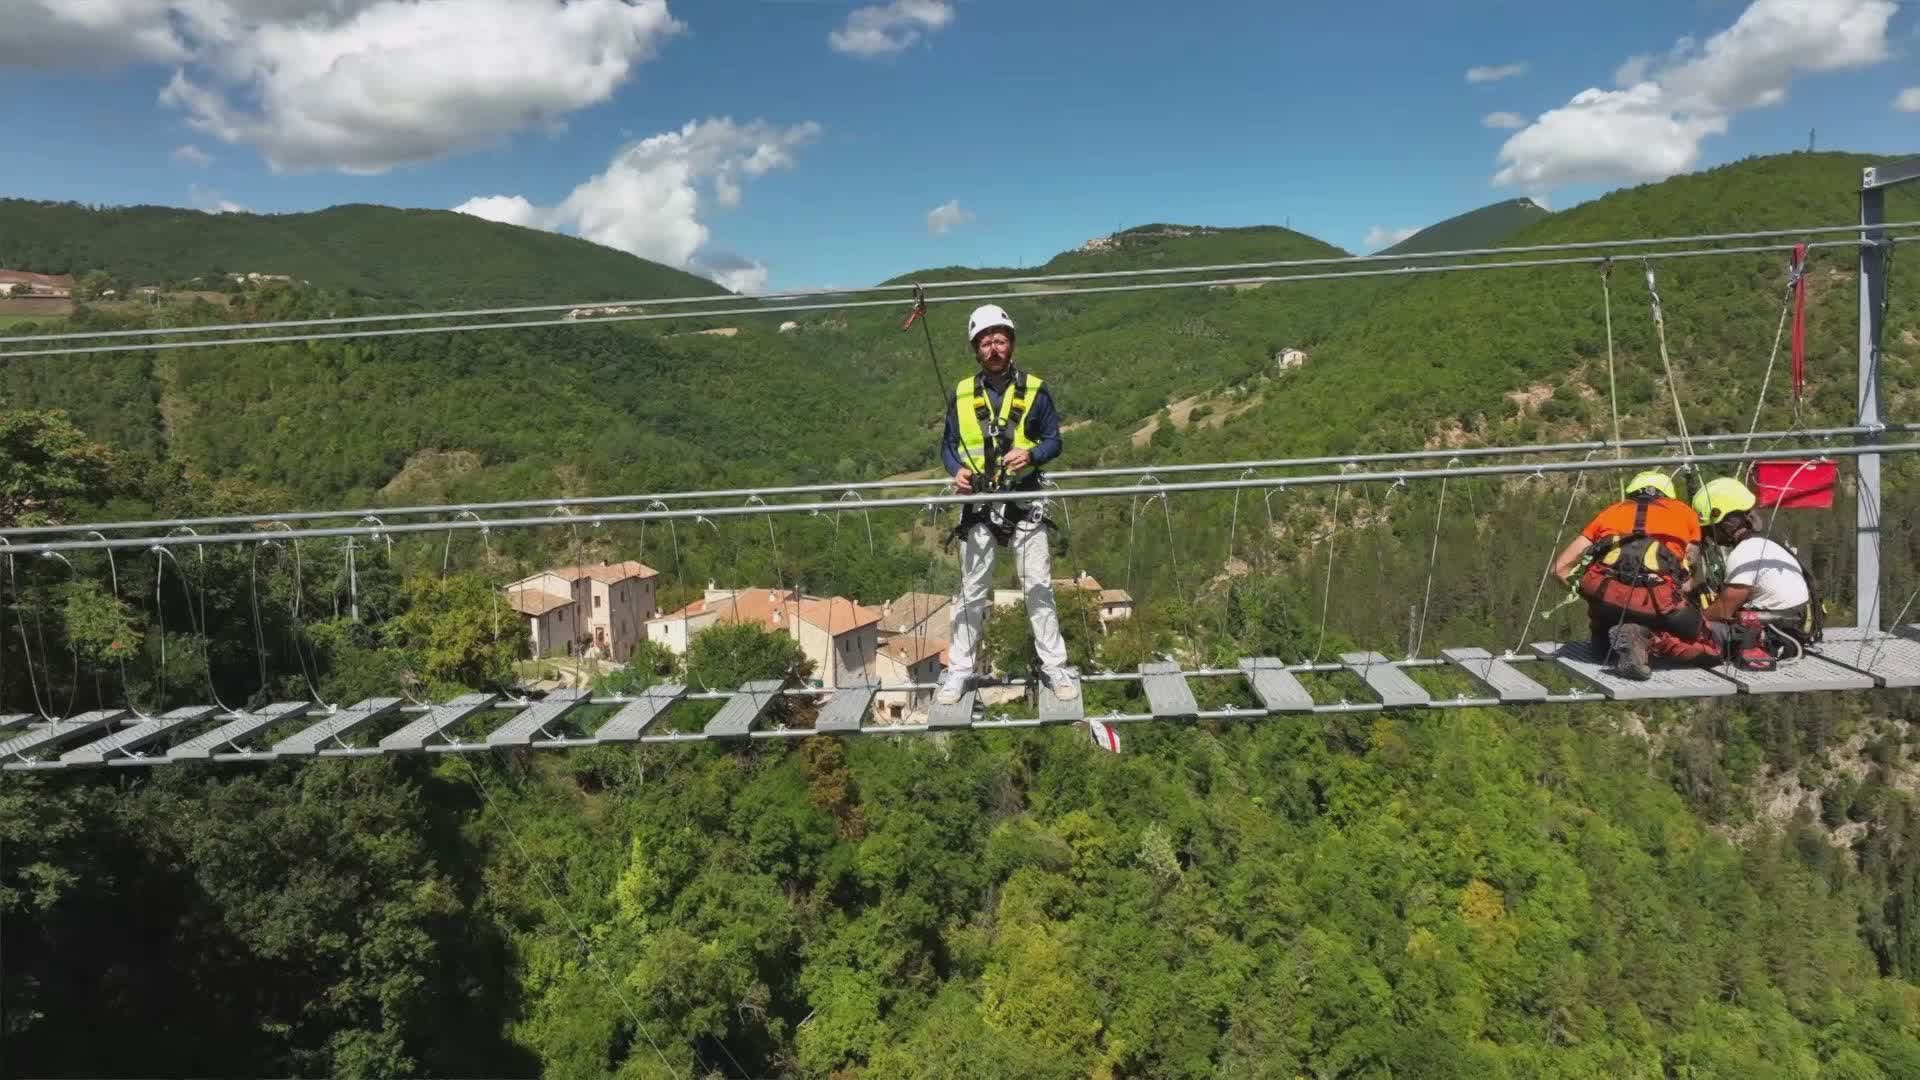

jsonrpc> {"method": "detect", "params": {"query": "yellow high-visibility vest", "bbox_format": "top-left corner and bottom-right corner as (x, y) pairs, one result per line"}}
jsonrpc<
(954, 371), (1044, 485)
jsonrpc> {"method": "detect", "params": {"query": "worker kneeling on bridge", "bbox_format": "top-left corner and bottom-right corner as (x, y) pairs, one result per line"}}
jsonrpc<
(1692, 477), (1820, 672)
(1551, 470), (1709, 680)
(937, 303), (1077, 705)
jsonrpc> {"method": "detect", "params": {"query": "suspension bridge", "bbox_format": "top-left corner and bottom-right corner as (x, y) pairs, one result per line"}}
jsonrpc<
(2, 158), (1918, 773)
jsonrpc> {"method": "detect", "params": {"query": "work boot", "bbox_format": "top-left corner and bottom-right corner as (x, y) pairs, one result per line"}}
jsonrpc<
(936, 669), (971, 705)
(1607, 624), (1653, 680)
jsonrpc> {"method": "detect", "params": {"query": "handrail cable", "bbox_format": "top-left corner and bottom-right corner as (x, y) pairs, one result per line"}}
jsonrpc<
(5, 220), (1918, 347)
(6, 440), (1916, 556)
(4, 423), (1901, 539)
(5, 237), (1910, 361)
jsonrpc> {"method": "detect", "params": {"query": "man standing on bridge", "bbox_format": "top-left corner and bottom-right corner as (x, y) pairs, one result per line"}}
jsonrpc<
(936, 303), (1077, 705)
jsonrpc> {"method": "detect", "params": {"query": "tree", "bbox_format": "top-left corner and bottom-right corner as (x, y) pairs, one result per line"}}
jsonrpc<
(379, 573), (524, 695)
(0, 409), (118, 526)
(685, 621), (811, 690)
(979, 583), (1102, 677)
(592, 639), (680, 696)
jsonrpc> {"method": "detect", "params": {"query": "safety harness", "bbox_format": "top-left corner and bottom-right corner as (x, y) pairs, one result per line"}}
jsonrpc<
(1726, 532), (1824, 650)
(1576, 494), (1693, 620)
(948, 371), (1064, 549)
(973, 370), (1033, 491)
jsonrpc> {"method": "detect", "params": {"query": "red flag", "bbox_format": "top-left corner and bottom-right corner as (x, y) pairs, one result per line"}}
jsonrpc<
(1086, 718), (1122, 754)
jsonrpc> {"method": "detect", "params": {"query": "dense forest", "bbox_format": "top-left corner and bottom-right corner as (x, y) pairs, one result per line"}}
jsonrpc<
(1379, 197), (1553, 256)
(0, 199), (729, 306)
(5, 151), (1920, 1076)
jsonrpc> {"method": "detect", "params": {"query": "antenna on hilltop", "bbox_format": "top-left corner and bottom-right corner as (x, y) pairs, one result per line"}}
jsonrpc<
(1808, 128), (1816, 153)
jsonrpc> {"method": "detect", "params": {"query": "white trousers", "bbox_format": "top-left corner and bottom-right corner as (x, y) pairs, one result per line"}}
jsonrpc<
(947, 516), (1069, 674)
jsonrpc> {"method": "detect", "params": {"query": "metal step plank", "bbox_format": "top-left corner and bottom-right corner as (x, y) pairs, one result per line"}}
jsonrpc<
(1814, 627), (1920, 688)
(1238, 658), (1316, 711)
(63, 706), (218, 765)
(1531, 641), (1740, 700)
(1714, 653), (1877, 694)
(270, 697), (403, 759)
(170, 702), (313, 760)
(486, 689), (590, 747)
(1038, 668), (1084, 723)
(1140, 661), (1199, 719)
(1340, 651), (1432, 708)
(704, 680), (786, 740)
(378, 693), (499, 751)
(814, 683), (876, 733)
(594, 685), (688, 742)
(1441, 647), (1551, 703)
(927, 688), (976, 730)
(0, 709), (129, 764)
(0, 715), (33, 734)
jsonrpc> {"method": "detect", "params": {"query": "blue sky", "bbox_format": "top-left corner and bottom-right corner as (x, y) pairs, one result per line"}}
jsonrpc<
(2, 0), (1917, 292)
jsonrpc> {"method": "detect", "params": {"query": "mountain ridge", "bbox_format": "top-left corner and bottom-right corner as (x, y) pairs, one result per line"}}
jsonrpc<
(0, 199), (730, 307)
(1380, 197), (1551, 256)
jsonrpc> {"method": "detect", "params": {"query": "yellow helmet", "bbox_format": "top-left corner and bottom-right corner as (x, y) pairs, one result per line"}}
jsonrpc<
(1693, 476), (1757, 525)
(1624, 470), (1677, 500)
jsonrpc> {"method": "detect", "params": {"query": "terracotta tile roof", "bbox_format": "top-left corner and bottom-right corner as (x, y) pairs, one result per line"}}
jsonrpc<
(1099, 589), (1133, 604)
(1055, 574), (1104, 591)
(0, 270), (75, 288)
(644, 590), (878, 636)
(651, 589), (798, 628)
(881, 592), (951, 631)
(506, 589), (573, 617)
(549, 560), (659, 584)
(879, 635), (948, 666)
(789, 596), (880, 634)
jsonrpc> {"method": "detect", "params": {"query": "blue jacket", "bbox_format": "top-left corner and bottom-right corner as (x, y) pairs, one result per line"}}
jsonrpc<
(940, 368), (1062, 485)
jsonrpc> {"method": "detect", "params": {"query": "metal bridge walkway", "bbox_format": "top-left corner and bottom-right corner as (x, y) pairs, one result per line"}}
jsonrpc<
(7, 626), (1919, 773)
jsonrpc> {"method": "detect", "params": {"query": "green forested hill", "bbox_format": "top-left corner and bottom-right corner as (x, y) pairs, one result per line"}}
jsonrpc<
(10, 152), (1920, 1078)
(888, 222), (1355, 282)
(0, 199), (730, 305)
(1381, 197), (1552, 255)
(0, 217), (1400, 510)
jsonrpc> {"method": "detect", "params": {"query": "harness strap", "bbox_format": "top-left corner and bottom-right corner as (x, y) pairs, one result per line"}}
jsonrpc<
(970, 371), (1039, 492)
(943, 502), (1065, 550)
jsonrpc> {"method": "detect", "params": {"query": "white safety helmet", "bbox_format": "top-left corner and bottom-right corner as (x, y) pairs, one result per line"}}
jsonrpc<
(966, 303), (1015, 345)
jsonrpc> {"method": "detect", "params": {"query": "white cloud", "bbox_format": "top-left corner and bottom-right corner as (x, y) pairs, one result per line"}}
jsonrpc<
(1614, 55), (1651, 86)
(0, 1), (191, 68)
(1481, 111), (1527, 130)
(3, 0), (683, 174)
(455, 117), (819, 292)
(188, 183), (247, 214)
(1363, 225), (1420, 250)
(698, 253), (770, 295)
(452, 194), (551, 230)
(1657, 0), (1892, 113)
(1466, 62), (1528, 84)
(172, 144), (213, 166)
(1897, 87), (1920, 111)
(1495, 0), (1896, 191)
(1493, 83), (1728, 188)
(926, 199), (974, 235)
(829, 0), (953, 58)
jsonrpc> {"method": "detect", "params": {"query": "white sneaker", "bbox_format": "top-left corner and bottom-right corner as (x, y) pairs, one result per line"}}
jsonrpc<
(936, 670), (971, 705)
(1044, 667), (1079, 701)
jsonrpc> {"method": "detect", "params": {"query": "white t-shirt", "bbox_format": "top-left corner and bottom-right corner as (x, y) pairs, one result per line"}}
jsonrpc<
(1724, 537), (1811, 610)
